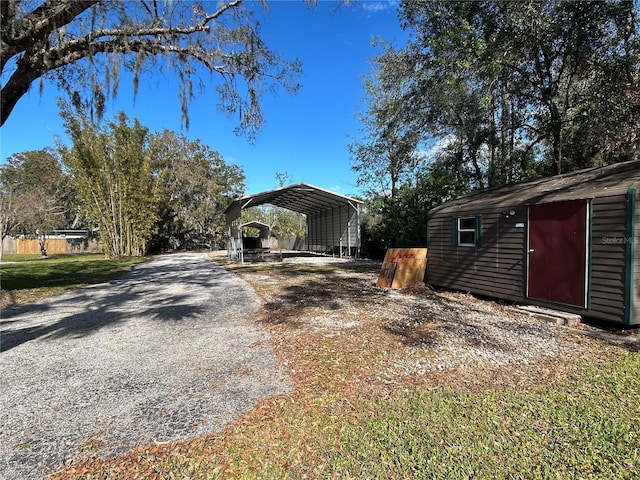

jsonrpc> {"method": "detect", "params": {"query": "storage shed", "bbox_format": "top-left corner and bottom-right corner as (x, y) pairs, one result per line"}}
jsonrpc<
(225, 183), (362, 262)
(240, 221), (271, 249)
(427, 159), (640, 325)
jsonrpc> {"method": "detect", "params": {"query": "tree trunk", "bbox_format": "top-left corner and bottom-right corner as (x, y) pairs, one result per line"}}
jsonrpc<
(0, 59), (41, 126)
(38, 235), (48, 258)
(550, 103), (563, 174)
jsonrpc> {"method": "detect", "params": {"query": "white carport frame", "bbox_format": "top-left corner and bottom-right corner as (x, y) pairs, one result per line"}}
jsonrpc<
(224, 183), (363, 263)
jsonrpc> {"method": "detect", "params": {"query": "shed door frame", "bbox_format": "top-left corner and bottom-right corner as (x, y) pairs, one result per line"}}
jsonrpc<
(526, 199), (590, 308)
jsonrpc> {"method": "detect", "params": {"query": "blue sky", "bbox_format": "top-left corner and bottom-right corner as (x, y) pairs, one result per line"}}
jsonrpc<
(0, 1), (408, 197)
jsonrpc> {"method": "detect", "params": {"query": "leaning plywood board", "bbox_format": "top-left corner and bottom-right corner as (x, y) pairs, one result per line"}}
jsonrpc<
(392, 257), (427, 288)
(377, 248), (428, 289)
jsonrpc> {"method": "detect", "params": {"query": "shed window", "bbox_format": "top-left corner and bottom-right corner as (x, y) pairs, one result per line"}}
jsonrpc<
(452, 216), (482, 247)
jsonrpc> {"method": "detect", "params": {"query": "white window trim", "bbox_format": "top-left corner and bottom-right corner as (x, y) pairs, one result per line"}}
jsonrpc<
(458, 217), (477, 247)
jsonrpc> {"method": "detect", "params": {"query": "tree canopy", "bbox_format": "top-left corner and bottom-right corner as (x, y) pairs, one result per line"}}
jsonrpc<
(60, 108), (161, 257)
(397, 0), (640, 180)
(58, 106), (245, 257)
(0, 149), (73, 257)
(349, 50), (422, 199)
(1, 0), (302, 136)
(150, 129), (246, 252)
(352, 0), (640, 253)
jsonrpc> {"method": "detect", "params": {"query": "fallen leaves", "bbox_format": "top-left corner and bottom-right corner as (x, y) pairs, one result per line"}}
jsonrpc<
(45, 256), (635, 479)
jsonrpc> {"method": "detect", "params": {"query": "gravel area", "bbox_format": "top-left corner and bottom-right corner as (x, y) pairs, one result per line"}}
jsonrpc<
(382, 289), (587, 377)
(228, 256), (628, 395)
(0, 253), (290, 480)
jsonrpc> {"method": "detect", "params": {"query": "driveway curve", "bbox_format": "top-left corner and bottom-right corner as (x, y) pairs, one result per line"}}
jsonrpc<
(0, 253), (290, 480)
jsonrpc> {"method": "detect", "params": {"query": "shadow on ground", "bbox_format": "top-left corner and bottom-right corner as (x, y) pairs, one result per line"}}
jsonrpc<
(0, 255), (230, 352)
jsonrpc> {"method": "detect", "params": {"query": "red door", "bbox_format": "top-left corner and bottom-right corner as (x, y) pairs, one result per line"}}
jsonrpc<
(528, 200), (587, 308)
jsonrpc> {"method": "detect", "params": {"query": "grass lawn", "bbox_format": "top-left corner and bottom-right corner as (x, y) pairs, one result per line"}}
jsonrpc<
(48, 259), (640, 480)
(51, 351), (640, 479)
(0, 253), (149, 307)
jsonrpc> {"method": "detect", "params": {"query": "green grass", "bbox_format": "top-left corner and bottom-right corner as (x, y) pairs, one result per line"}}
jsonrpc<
(0, 254), (149, 302)
(317, 353), (639, 480)
(67, 348), (640, 480)
(223, 352), (639, 480)
(1, 253), (48, 263)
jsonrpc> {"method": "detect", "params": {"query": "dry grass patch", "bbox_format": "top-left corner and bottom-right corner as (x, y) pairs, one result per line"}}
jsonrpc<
(48, 255), (640, 479)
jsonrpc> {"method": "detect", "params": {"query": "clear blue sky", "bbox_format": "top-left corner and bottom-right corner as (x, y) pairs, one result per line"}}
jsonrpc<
(0, 1), (408, 197)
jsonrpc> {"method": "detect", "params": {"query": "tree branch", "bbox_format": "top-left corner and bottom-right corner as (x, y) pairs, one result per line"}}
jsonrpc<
(2, 1), (99, 71)
(59, 39), (234, 74)
(63, 0), (243, 50)
(1, 0), (294, 135)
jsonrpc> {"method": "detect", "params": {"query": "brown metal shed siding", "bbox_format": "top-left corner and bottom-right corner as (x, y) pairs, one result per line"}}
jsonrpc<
(427, 161), (640, 324)
(589, 195), (627, 322)
(427, 207), (525, 300)
(428, 195), (631, 324)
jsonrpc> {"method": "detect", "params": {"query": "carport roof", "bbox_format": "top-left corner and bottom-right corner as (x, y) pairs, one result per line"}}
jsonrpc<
(240, 221), (270, 237)
(225, 183), (363, 221)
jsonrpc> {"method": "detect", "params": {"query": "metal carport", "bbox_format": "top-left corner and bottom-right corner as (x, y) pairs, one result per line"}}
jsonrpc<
(224, 183), (363, 263)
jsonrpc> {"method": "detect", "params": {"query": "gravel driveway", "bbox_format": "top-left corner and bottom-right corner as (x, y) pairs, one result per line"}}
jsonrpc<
(0, 253), (290, 480)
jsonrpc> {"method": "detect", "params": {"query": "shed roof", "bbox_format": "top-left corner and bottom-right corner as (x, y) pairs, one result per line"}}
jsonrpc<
(240, 221), (271, 237)
(431, 159), (640, 215)
(225, 183), (363, 221)
(240, 221), (270, 230)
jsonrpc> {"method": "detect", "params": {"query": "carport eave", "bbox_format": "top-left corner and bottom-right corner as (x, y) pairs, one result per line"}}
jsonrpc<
(225, 183), (363, 218)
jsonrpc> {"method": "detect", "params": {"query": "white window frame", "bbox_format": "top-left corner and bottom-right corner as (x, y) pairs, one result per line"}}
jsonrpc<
(457, 217), (477, 247)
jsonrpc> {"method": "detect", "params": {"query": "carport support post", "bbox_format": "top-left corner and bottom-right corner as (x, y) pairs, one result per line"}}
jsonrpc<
(347, 200), (361, 258)
(238, 199), (255, 265)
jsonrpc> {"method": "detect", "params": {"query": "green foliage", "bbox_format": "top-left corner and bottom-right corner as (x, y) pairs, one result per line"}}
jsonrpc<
(59, 108), (245, 256)
(350, 48), (423, 198)
(60, 107), (162, 257)
(397, 0), (640, 175)
(361, 158), (470, 256)
(354, 0), (640, 250)
(150, 130), (246, 252)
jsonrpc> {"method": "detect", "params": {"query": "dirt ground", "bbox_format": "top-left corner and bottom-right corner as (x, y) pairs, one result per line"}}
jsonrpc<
(42, 251), (640, 479)
(215, 251), (640, 397)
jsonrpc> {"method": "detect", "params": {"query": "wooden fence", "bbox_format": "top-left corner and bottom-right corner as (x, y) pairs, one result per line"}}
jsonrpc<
(17, 239), (68, 255)
(4, 238), (102, 255)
